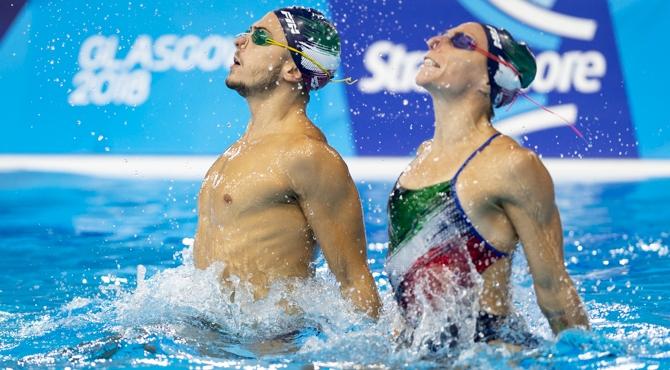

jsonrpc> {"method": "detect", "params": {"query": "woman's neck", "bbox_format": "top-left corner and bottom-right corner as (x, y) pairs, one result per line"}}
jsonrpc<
(431, 93), (497, 152)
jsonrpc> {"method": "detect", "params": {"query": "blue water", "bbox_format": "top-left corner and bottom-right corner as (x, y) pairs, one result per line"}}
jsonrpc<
(1, 172), (669, 368)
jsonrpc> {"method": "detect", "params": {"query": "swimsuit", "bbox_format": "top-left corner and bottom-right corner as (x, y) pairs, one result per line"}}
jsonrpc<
(386, 133), (543, 348)
(386, 133), (513, 344)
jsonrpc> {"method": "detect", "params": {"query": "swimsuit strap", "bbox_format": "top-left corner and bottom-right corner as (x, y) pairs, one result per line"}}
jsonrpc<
(452, 132), (501, 181)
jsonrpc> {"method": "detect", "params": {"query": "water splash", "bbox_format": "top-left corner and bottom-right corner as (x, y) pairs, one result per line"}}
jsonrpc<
(4, 238), (670, 368)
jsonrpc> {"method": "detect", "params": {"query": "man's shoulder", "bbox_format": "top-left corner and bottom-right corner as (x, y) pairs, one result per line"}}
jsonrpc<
(278, 135), (354, 197)
(281, 134), (350, 176)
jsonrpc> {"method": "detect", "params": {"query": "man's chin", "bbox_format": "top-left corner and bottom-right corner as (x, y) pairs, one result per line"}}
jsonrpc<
(225, 78), (248, 97)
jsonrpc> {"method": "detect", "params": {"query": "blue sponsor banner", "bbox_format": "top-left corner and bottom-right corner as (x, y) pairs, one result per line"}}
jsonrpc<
(1, 0), (665, 158)
(329, 0), (637, 157)
(0, 0), (354, 155)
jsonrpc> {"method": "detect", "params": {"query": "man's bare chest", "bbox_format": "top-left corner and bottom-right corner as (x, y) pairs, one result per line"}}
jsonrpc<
(199, 145), (296, 218)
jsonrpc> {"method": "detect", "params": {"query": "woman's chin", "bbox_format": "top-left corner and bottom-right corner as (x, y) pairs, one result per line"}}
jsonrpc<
(415, 77), (440, 95)
(414, 75), (431, 89)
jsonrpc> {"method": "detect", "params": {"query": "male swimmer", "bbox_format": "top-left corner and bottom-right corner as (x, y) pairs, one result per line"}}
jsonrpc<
(385, 22), (589, 347)
(194, 7), (380, 318)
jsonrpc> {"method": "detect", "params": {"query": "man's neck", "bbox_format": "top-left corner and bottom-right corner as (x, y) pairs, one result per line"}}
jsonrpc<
(431, 92), (496, 151)
(244, 88), (309, 140)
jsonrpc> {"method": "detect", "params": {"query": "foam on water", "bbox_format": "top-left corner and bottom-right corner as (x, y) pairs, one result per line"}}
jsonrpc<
(3, 235), (670, 368)
(2, 243), (530, 367)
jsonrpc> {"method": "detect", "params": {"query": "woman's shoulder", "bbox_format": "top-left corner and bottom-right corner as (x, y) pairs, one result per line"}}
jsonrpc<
(416, 139), (433, 156)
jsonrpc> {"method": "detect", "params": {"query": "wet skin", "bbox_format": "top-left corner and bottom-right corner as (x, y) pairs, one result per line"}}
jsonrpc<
(194, 132), (358, 298)
(402, 22), (589, 334)
(193, 12), (380, 318)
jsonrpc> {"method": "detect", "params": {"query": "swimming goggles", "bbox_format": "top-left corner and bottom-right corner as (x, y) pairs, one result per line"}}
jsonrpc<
(444, 32), (585, 140)
(446, 32), (520, 77)
(236, 28), (356, 84)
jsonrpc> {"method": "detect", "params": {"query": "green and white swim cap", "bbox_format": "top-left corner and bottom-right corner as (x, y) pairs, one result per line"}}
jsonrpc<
(480, 23), (537, 108)
(273, 6), (341, 91)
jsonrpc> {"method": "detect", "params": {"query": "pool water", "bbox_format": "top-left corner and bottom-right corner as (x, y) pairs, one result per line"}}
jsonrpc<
(1, 172), (669, 368)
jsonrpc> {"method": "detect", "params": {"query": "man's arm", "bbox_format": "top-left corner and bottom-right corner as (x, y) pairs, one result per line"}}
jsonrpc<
(287, 141), (381, 319)
(502, 150), (589, 334)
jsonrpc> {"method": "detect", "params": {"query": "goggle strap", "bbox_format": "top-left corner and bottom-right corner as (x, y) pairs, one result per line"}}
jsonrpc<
(239, 30), (356, 86)
(505, 93), (519, 112)
(265, 39), (332, 79)
(474, 46), (520, 76)
(266, 37), (357, 85)
(331, 77), (358, 85)
(518, 91), (586, 141)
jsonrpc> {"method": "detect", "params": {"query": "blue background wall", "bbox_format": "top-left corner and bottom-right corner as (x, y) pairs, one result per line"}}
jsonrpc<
(0, 0), (667, 158)
(0, 0), (354, 155)
(609, 0), (670, 158)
